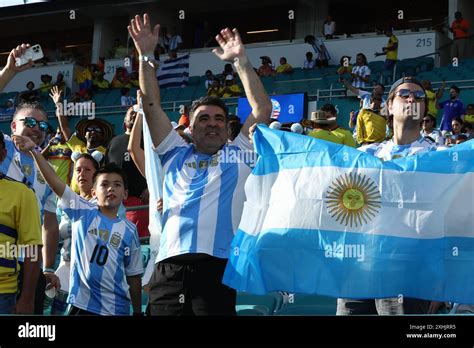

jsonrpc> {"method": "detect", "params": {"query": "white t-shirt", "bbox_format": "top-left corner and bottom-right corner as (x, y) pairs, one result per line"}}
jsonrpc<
(324, 21), (335, 36)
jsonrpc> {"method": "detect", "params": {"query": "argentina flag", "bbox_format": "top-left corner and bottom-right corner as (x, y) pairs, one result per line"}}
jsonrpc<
(223, 125), (474, 304)
(156, 53), (189, 88)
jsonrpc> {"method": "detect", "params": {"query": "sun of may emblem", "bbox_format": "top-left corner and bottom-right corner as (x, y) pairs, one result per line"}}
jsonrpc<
(325, 172), (381, 228)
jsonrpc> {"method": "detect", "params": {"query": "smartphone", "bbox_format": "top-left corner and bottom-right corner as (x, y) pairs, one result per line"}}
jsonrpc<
(15, 44), (44, 67)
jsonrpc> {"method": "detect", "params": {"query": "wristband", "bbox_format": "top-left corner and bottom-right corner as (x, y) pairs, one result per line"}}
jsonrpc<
(43, 267), (55, 274)
(139, 55), (158, 69)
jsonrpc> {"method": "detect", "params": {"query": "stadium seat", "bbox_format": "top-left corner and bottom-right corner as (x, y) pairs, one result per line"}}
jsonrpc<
(274, 294), (337, 316)
(236, 292), (284, 316)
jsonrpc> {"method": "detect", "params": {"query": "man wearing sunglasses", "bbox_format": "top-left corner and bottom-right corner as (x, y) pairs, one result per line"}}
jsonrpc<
(337, 77), (444, 315)
(1, 43), (61, 315)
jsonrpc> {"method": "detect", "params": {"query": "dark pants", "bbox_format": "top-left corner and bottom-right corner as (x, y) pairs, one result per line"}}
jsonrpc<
(337, 297), (431, 315)
(17, 262), (46, 315)
(148, 255), (236, 316)
(68, 306), (98, 316)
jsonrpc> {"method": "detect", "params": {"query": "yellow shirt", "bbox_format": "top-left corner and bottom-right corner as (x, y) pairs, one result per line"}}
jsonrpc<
(67, 134), (107, 193)
(357, 109), (387, 144)
(94, 79), (110, 89)
(425, 90), (438, 118)
(464, 114), (474, 123)
(331, 127), (356, 147)
(386, 35), (398, 61)
(308, 129), (344, 145)
(221, 85), (241, 98)
(39, 82), (53, 93)
(0, 176), (42, 294)
(75, 68), (92, 83)
(207, 87), (223, 97)
(47, 143), (73, 185)
(276, 63), (293, 74)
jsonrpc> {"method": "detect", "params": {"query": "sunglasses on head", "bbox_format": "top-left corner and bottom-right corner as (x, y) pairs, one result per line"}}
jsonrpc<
(395, 89), (426, 101)
(86, 126), (103, 133)
(18, 117), (50, 132)
(422, 118), (432, 123)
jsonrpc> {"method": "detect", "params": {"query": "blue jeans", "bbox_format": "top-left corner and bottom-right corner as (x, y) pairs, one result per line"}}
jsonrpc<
(0, 293), (16, 314)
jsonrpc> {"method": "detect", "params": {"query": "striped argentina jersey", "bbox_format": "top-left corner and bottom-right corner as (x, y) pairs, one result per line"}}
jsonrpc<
(358, 135), (438, 160)
(154, 130), (255, 262)
(59, 186), (143, 315)
(0, 134), (55, 216)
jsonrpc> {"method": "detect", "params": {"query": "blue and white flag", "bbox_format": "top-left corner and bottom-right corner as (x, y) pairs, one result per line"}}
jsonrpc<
(223, 125), (474, 304)
(156, 53), (189, 88)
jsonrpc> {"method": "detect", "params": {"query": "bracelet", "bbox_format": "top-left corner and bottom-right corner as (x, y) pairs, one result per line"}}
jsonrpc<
(139, 55), (158, 69)
(43, 267), (55, 274)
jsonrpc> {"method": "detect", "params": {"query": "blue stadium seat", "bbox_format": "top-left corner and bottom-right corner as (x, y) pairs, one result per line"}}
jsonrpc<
(275, 294), (337, 316)
(236, 292), (284, 316)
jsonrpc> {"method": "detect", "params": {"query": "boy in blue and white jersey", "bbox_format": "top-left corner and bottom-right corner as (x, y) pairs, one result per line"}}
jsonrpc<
(14, 135), (143, 316)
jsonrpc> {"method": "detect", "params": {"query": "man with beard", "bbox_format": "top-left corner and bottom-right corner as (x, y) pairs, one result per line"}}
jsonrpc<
(128, 13), (272, 315)
(106, 104), (149, 237)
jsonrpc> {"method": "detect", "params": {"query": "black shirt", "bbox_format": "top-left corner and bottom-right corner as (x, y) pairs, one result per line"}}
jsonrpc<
(106, 133), (147, 197)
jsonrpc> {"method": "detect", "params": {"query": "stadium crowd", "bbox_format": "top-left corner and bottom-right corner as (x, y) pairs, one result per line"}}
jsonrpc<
(0, 11), (473, 317)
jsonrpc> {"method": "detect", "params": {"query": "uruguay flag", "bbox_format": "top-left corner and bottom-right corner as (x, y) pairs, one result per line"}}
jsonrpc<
(223, 125), (474, 304)
(156, 53), (189, 88)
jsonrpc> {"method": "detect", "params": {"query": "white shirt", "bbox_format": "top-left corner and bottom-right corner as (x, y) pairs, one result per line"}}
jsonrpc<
(154, 130), (255, 262)
(324, 21), (335, 36)
(352, 65), (371, 89)
(304, 59), (315, 69)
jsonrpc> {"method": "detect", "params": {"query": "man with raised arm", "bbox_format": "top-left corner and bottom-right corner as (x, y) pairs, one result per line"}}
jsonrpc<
(128, 13), (272, 315)
(0, 44), (60, 314)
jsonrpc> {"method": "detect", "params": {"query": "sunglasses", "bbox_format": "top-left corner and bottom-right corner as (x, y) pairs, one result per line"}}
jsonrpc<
(86, 126), (103, 133)
(18, 117), (50, 132)
(395, 89), (426, 101)
(422, 119), (432, 123)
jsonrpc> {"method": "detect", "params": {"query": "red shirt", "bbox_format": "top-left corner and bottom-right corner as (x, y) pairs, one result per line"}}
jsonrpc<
(451, 19), (469, 39)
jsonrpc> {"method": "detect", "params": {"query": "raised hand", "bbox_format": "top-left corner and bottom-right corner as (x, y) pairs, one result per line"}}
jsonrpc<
(127, 14), (160, 55)
(7, 44), (34, 73)
(212, 28), (246, 62)
(12, 135), (36, 152)
(49, 85), (62, 104)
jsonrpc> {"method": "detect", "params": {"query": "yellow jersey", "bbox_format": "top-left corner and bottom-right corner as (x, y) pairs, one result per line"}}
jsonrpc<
(0, 175), (42, 294)
(331, 127), (356, 148)
(386, 35), (398, 61)
(308, 129), (344, 145)
(221, 85), (241, 98)
(425, 90), (438, 118)
(356, 109), (387, 144)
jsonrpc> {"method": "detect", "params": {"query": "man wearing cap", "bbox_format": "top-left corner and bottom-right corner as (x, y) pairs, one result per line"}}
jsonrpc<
(338, 76), (442, 315)
(128, 13), (272, 315)
(106, 105), (149, 237)
(257, 56), (276, 77)
(449, 11), (469, 60)
(0, 43), (60, 314)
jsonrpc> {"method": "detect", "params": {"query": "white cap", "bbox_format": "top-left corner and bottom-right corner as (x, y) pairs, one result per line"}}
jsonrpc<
(291, 123), (303, 134)
(269, 121), (281, 130)
(171, 121), (179, 129)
